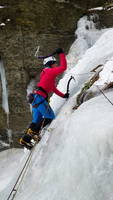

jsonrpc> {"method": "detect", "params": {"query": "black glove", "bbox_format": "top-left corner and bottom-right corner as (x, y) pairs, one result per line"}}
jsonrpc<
(63, 93), (69, 99)
(55, 48), (64, 54)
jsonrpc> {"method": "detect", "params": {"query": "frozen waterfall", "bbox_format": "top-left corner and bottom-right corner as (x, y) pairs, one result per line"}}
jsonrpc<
(0, 59), (12, 146)
(0, 59), (9, 122)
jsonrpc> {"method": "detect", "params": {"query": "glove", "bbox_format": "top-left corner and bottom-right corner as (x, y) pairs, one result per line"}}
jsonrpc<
(55, 48), (64, 54)
(63, 93), (69, 99)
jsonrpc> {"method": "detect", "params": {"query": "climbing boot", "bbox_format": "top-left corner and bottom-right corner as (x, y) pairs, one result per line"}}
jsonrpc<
(25, 128), (40, 141)
(19, 134), (34, 150)
(33, 134), (41, 142)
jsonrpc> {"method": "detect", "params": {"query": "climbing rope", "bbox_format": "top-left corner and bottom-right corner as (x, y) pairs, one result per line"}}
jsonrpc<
(7, 143), (37, 200)
(74, 69), (113, 107)
(6, 102), (51, 200)
(96, 85), (113, 106)
(7, 121), (48, 200)
(74, 71), (95, 76)
(72, 70), (113, 108)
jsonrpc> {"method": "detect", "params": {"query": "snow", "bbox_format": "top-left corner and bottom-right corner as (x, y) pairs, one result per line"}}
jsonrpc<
(88, 5), (113, 12)
(50, 27), (113, 113)
(95, 57), (113, 87)
(66, 15), (105, 69)
(0, 149), (23, 191)
(6, 19), (11, 22)
(107, 7), (113, 11)
(1, 15), (113, 200)
(0, 6), (5, 8)
(88, 7), (104, 11)
(14, 92), (113, 200)
(0, 23), (5, 26)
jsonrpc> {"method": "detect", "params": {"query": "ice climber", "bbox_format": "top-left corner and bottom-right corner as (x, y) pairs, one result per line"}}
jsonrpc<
(19, 48), (69, 149)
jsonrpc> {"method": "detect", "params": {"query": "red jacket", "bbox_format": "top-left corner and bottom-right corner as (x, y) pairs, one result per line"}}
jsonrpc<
(34, 53), (67, 98)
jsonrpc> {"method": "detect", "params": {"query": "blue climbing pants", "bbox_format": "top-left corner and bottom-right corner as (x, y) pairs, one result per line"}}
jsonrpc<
(32, 94), (55, 124)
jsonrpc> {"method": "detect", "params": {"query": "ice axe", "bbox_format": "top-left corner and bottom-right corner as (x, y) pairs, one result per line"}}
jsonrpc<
(36, 48), (64, 59)
(66, 76), (76, 95)
(37, 51), (57, 59)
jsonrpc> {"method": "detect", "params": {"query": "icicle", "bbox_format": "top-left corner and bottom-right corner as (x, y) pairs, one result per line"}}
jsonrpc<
(0, 59), (12, 146)
(7, 129), (13, 146)
(0, 60), (9, 123)
(67, 14), (103, 69)
(27, 79), (35, 95)
(27, 79), (35, 112)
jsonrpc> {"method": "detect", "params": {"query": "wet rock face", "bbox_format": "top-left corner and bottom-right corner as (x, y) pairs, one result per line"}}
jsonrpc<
(0, 0), (112, 147)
